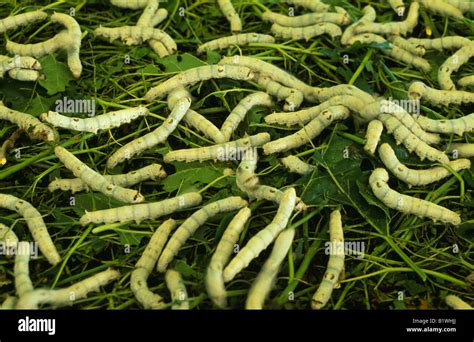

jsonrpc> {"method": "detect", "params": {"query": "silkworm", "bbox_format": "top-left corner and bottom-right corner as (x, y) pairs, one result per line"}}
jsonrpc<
(445, 295), (473, 310)
(444, 0), (474, 13)
(55, 146), (144, 204)
(447, 143), (474, 157)
(197, 33), (275, 53)
(246, 228), (295, 310)
(151, 8), (168, 27)
(6, 32), (68, 58)
(219, 56), (318, 102)
(206, 207), (251, 308)
(406, 37), (472, 51)
(354, 1), (419, 36)
(14, 242), (34, 298)
(163, 133), (271, 163)
(165, 269), (189, 310)
(311, 210), (344, 309)
(48, 163), (166, 194)
(0, 296), (17, 310)
(387, 0), (405, 15)
(0, 223), (19, 255)
(438, 44), (474, 90)
(95, 26), (177, 55)
(271, 22), (342, 41)
(223, 188), (296, 283)
(157, 197), (248, 272)
(251, 73), (304, 111)
(369, 168), (461, 225)
(0, 128), (23, 166)
(217, 0), (242, 33)
(317, 84), (374, 104)
(107, 89), (191, 169)
(341, 5), (376, 45)
(41, 106), (149, 134)
(263, 106), (350, 155)
(418, 0), (464, 19)
(136, 0), (159, 27)
(0, 102), (56, 142)
(378, 114), (449, 164)
(280, 155), (315, 175)
(348, 33), (431, 73)
(388, 35), (425, 56)
(415, 113), (474, 136)
(79, 192), (202, 226)
(7, 68), (41, 82)
(262, 11), (350, 27)
(110, 0), (149, 9)
(144, 64), (253, 101)
(51, 13), (82, 78)
(183, 109), (226, 144)
(15, 268), (120, 309)
(131, 219), (176, 310)
(379, 143), (471, 186)
(409, 81), (474, 106)
(0, 55), (41, 77)
(0, 194), (60, 265)
(364, 120), (384, 155)
(0, 11), (47, 33)
(458, 75), (474, 88)
(221, 92), (273, 142)
(284, 0), (330, 12)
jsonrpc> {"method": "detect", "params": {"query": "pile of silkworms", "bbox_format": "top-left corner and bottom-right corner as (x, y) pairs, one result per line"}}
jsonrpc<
(0, 0), (473, 310)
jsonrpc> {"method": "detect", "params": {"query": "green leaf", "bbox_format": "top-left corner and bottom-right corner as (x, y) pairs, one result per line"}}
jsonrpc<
(24, 94), (60, 116)
(117, 231), (144, 246)
(38, 55), (75, 95)
(162, 166), (224, 193)
(154, 53), (206, 73)
(72, 193), (123, 216)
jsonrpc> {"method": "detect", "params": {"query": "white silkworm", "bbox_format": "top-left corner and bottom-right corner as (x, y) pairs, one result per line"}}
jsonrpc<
(51, 13), (82, 78)
(7, 68), (41, 82)
(219, 56), (318, 102)
(369, 168), (461, 225)
(163, 133), (271, 163)
(0, 194), (60, 265)
(15, 268), (120, 309)
(284, 0), (329, 12)
(364, 120), (384, 155)
(311, 210), (344, 309)
(444, 0), (474, 13)
(79, 192), (202, 226)
(445, 295), (473, 310)
(271, 22), (342, 41)
(246, 228), (295, 310)
(388, 35), (425, 56)
(144, 64), (254, 101)
(447, 143), (474, 157)
(263, 106), (350, 155)
(387, 0), (405, 15)
(415, 113), (474, 136)
(223, 188), (296, 283)
(106, 89), (190, 169)
(183, 109), (226, 144)
(409, 81), (474, 106)
(406, 37), (472, 51)
(251, 73), (304, 111)
(14, 242), (33, 298)
(197, 33), (275, 53)
(458, 75), (474, 88)
(6, 32), (68, 58)
(48, 163), (166, 193)
(151, 8), (168, 27)
(55, 146), (145, 204)
(0, 55), (41, 77)
(341, 5), (376, 45)
(348, 33), (431, 73)
(110, 0), (149, 9)
(379, 143), (471, 186)
(40, 106), (148, 134)
(378, 114), (449, 164)
(354, 1), (419, 36)
(135, 0), (170, 57)
(262, 11), (351, 27)
(217, 0), (242, 33)
(438, 44), (474, 90)
(0, 11), (47, 33)
(165, 269), (189, 310)
(0, 296), (17, 310)
(0, 223), (19, 255)
(280, 155), (315, 175)
(95, 26), (177, 54)
(0, 128), (23, 166)
(418, 0), (464, 19)
(206, 207), (251, 308)
(157, 197), (248, 272)
(131, 219), (176, 309)
(221, 92), (273, 142)
(136, 0), (159, 27)
(0, 102), (56, 142)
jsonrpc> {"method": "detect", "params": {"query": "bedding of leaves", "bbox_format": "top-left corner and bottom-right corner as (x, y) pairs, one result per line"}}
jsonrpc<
(0, 0), (473, 310)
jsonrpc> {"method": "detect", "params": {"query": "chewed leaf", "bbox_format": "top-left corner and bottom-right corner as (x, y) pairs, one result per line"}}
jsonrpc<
(38, 55), (75, 95)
